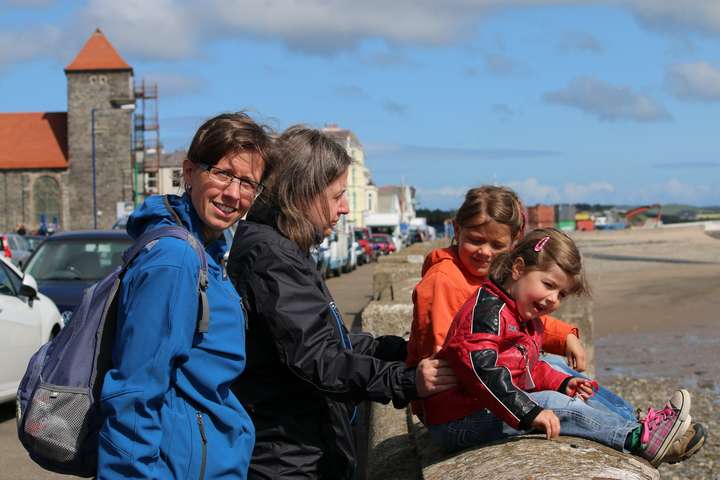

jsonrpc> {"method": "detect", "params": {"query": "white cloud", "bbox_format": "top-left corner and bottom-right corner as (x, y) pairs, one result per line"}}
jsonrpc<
(507, 178), (560, 204)
(416, 186), (470, 198)
(563, 181), (615, 201)
(0, 26), (63, 67)
(557, 31), (604, 54)
(624, 1), (720, 36)
(626, 178), (717, 204)
(5, 0), (720, 65)
(144, 72), (206, 97)
(667, 62), (720, 101)
(544, 76), (671, 122)
(383, 100), (409, 116)
(79, 0), (198, 60)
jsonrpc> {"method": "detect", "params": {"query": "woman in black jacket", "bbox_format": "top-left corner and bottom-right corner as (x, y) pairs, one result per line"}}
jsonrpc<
(228, 126), (457, 479)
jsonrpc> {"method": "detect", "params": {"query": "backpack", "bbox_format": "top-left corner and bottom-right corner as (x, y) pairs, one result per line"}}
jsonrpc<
(15, 224), (210, 477)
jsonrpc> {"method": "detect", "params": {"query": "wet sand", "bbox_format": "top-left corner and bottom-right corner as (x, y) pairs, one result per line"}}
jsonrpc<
(575, 225), (720, 387)
(574, 226), (719, 478)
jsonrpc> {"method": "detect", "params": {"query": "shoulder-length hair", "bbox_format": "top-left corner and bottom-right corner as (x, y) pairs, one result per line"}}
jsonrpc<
(490, 227), (590, 297)
(261, 125), (352, 251)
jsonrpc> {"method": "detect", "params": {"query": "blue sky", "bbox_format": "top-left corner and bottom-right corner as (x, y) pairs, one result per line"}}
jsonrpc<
(1, 0), (719, 209)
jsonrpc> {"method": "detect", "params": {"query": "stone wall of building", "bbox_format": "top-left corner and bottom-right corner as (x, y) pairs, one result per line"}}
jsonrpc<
(0, 170), (65, 232)
(66, 70), (134, 230)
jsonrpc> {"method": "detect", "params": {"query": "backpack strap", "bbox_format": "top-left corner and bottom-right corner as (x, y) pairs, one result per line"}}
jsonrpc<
(122, 221), (210, 334)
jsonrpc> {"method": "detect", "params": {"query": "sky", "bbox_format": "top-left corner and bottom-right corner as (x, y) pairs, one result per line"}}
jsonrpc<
(1, 1), (719, 210)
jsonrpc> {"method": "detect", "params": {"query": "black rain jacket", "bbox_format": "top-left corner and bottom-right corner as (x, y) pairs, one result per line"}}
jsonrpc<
(228, 203), (419, 480)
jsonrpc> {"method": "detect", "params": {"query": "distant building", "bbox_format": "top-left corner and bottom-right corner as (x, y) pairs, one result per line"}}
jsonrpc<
(321, 124), (377, 227)
(145, 149), (184, 196)
(0, 29), (135, 231)
(377, 185), (416, 225)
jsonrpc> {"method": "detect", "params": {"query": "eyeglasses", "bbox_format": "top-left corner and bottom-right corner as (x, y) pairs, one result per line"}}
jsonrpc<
(200, 164), (265, 197)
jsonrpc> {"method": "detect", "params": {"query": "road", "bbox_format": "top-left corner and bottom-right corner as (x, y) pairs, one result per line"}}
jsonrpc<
(0, 261), (376, 479)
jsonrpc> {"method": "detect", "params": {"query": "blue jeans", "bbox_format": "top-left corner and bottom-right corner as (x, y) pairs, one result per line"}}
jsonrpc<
(427, 390), (639, 453)
(540, 354), (637, 422)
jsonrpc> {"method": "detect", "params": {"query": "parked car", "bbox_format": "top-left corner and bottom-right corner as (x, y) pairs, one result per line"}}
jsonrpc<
(369, 233), (396, 255)
(22, 230), (133, 324)
(0, 255), (64, 403)
(353, 227), (376, 263)
(1, 232), (33, 268)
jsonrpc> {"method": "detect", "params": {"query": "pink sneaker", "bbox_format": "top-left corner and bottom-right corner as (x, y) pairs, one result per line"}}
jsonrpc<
(639, 389), (691, 466)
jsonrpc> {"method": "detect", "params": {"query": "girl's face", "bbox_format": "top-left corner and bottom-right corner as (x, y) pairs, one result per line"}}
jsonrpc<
(183, 150), (265, 241)
(308, 169), (350, 237)
(509, 260), (572, 321)
(455, 217), (512, 279)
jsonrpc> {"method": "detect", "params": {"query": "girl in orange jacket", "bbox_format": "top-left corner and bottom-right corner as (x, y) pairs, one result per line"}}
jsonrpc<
(407, 186), (585, 421)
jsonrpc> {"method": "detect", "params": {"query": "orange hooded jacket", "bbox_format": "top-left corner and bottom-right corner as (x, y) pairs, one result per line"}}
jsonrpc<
(407, 247), (579, 419)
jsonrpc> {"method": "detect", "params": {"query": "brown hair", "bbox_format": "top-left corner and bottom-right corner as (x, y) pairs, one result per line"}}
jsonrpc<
(489, 227), (590, 296)
(261, 125), (352, 251)
(186, 112), (274, 182)
(454, 186), (525, 244)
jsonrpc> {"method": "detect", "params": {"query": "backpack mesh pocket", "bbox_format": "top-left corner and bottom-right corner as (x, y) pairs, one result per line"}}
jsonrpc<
(24, 385), (91, 463)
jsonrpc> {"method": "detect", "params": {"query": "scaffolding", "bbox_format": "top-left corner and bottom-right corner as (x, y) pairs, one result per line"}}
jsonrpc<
(133, 79), (161, 203)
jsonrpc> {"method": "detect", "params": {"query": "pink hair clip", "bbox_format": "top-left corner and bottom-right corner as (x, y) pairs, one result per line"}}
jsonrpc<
(534, 236), (550, 252)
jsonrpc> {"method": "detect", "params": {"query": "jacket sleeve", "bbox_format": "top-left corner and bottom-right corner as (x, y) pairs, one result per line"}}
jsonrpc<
(232, 242), (418, 408)
(349, 333), (408, 362)
(98, 242), (198, 479)
(531, 358), (573, 393)
(440, 295), (542, 430)
(408, 270), (470, 366)
(539, 315), (578, 355)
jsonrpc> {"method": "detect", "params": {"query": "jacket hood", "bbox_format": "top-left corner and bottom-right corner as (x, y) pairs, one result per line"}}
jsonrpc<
(126, 194), (227, 262)
(421, 247), (459, 276)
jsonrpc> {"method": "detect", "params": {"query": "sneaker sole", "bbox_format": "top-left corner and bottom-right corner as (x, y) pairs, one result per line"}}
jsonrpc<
(650, 389), (692, 466)
(666, 422), (706, 464)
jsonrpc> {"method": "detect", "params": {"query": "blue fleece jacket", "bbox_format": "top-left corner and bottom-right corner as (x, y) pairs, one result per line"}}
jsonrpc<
(98, 194), (254, 479)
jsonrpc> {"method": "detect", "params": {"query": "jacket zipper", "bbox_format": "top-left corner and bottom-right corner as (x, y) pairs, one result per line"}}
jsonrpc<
(328, 301), (357, 423)
(196, 412), (207, 480)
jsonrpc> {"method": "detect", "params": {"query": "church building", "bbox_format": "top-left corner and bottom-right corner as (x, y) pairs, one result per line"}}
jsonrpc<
(0, 29), (135, 231)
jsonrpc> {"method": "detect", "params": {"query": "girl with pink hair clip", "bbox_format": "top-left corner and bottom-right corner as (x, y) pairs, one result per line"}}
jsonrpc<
(427, 228), (706, 467)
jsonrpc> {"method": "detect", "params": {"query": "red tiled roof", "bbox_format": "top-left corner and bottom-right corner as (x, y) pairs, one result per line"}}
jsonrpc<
(65, 28), (132, 72)
(0, 112), (68, 169)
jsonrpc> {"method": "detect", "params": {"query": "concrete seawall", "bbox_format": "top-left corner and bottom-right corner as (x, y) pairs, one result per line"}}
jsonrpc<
(359, 241), (659, 480)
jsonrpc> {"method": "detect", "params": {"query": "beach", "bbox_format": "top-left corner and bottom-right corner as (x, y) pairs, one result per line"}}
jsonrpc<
(576, 225), (719, 479)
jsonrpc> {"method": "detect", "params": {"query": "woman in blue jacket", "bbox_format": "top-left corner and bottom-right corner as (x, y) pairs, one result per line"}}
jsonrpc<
(98, 112), (272, 479)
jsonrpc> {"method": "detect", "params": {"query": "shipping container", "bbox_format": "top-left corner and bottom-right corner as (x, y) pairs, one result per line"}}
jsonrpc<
(555, 204), (576, 222)
(575, 219), (595, 231)
(556, 220), (576, 232)
(526, 204), (555, 230)
(575, 211), (591, 221)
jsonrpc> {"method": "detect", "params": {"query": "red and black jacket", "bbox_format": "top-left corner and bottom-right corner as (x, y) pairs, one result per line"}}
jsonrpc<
(427, 279), (571, 429)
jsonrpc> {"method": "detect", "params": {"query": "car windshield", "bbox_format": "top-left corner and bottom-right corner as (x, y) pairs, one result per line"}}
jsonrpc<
(24, 237), (132, 281)
(370, 235), (386, 242)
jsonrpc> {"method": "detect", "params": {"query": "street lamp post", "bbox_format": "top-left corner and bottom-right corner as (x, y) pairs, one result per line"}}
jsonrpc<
(90, 100), (135, 229)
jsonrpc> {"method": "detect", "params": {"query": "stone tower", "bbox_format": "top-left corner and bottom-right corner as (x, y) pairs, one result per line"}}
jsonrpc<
(64, 29), (134, 230)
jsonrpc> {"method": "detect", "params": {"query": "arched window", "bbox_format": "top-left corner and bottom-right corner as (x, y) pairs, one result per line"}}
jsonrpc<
(34, 176), (61, 227)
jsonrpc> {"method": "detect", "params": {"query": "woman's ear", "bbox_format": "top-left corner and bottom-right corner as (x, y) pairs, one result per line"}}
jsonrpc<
(182, 159), (195, 188)
(511, 257), (525, 281)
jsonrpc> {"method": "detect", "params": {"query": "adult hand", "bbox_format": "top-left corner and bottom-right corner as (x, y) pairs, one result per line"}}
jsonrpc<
(565, 378), (598, 401)
(415, 354), (458, 398)
(565, 333), (586, 372)
(532, 409), (560, 439)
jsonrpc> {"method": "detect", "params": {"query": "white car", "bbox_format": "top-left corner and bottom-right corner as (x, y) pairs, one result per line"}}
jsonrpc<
(0, 255), (63, 403)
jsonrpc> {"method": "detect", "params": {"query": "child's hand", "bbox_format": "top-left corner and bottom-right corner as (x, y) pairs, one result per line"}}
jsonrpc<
(565, 378), (599, 400)
(564, 333), (586, 372)
(532, 409), (560, 439)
